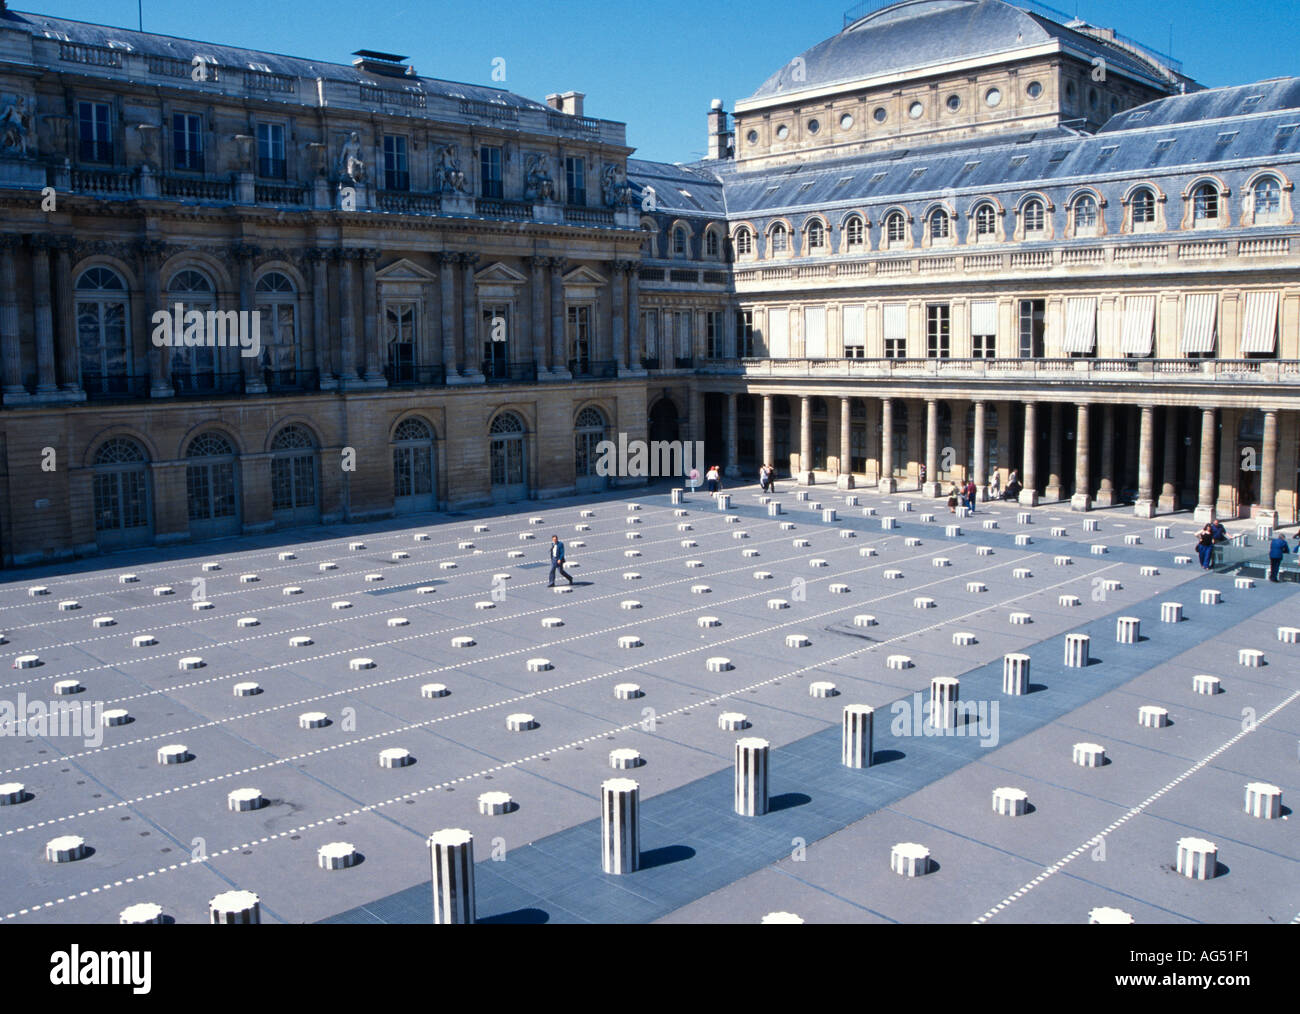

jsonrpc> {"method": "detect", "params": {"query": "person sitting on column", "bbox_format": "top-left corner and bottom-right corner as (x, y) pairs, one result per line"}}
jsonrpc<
(548, 535), (573, 588)
(919, 462), (927, 489)
(1267, 531), (1291, 582)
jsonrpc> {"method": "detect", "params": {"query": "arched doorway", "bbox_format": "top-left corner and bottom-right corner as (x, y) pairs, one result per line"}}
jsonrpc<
(393, 417), (436, 514)
(648, 397), (680, 443)
(93, 437), (153, 550)
(490, 411), (528, 502)
(186, 431), (240, 539)
(270, 425), (319, 525)
(574, 406), (609, 493)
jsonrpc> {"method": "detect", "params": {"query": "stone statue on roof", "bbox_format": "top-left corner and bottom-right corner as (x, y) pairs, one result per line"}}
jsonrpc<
(339, 131), (366, 183)
(0, 95), (32, 157)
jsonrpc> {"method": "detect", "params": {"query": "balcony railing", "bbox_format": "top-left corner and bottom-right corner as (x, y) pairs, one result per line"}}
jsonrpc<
(384, 363), (447, 387)
(475, 198), (534, 221)
(263, 368), (320, 394)
(482, 360), (538, 384)
(569, 359), (618, 380)
(160, 174), (233, 202)
(171, 371), (245, 396)
(83, 374), (151, 401)
(254, 181), (309, 206)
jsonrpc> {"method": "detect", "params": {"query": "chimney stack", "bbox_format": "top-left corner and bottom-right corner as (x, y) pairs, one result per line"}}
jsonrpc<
(706, 99), (733, 161)
(546, 91), (585, 118)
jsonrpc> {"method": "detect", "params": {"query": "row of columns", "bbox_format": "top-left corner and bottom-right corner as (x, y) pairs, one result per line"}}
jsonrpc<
(707, 391), (1284, 522)
(1, 234), (82, 403)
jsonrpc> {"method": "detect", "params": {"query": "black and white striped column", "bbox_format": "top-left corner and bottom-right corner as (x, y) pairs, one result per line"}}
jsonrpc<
(1002, 653), (1030, 695)
(209, 890), (260, 924)
(1176, 837), (1218, 880)
(601, 777), (640, 874)
(1064, 633), (1090, 668)
(930, 676), (959, 729)
(734, 737), (770, 816)
(1245, 781), (1282, 819)
(428, 827), (476, 923)
(1116, 616), (1140, 643)
(842, 705), (874, 768)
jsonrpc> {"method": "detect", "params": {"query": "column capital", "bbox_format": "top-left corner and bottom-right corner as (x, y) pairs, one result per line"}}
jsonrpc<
(548, 256), (569, 273)
(334, 247), (361, 262)
(304, 247), (331, 263)
(436, 250), (459, 266)
(27, 233), (56, 253)
(524, 254), (548, 271)
(358, 247), (381, 263)
(458, 251), (480, 268)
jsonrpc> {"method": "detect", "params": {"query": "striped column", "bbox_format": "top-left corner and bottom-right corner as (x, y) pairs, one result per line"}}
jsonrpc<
(930, 676), (959, 729)
(1002, 653), (1030, 695)
(670, 488), (683, 505)
(842, 705), (874, 768)
(601, 778), (640, 874)
(734, 738), (770, 816)
(1176, 837), (1218, 880)
(209, 890), (260, 924)
(429, 828), (476, 923)
(1244, 782), (1282, 819)
(1116, 617), (1140, 643)
(1064, 633), (1090, 668)
(1160, 602), (1183, 623)
(992, 787), (1029, 816)
(890, 842), (931, 877)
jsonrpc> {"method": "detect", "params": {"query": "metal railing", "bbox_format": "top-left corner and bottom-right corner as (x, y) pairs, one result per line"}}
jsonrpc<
(482, 360), (538, 384)
(263, 368), (319, 393)
(722, 357), (1300, 383)
(384, 363), (447, 387)
(170, 371), (245, 396)
(569, 359), (617, 380)
(82, 374), (151, 400)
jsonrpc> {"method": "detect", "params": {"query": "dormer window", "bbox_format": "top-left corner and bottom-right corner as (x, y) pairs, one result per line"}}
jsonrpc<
(1252, 176), (1282, 222)
(1192, 183), (1220, 225)
(1022, 198), (1046, 235)
(806, 220), (825, 252)
(974, 203), (997, 239)
(845, 216), (864, 249)
(735, 228), (753, 256)
(927, 208), (950, 241)
(770, 223), (788, 254)
(884, 211), (906, 246)
(1131, 187), (1157, 231)
(1073, 193), (1099, 236)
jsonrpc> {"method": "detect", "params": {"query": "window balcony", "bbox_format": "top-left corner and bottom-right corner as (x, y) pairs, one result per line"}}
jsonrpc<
(482, 360), (538, 384)
(170, 371), (245, 396)
(568, 359), (617, 379)
(384, 363), (447, 387)
(263, 368), (320, 394)
(82, 374), (151, 401)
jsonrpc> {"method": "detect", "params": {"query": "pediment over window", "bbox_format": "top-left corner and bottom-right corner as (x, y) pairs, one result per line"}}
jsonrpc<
(562, 265), (608, 287)
(376, 258), (437, 281)
(474, 261), (528, 285)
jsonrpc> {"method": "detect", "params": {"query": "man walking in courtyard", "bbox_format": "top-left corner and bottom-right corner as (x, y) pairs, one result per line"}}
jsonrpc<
(548, 534), (573, 587)
(1267, 531), (1290, 582)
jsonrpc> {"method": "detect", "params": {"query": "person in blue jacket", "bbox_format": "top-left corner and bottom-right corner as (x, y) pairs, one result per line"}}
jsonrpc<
(547, 534), (573, 587)
(1267, 532), (1291, 582)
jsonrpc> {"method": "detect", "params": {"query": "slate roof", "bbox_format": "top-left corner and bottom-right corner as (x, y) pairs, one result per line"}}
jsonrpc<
(626, 159), (727, 216)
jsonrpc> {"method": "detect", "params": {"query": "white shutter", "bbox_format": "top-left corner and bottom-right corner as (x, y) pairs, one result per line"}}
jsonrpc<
(1239, 291), (1279, 354)
(883, 303), (907, 343)
(842, 304), (865, 348)
(804, 306), (826, 358)
(768, 307), (789, 358)
(1180, 293), (1218, 354)
(1061, 297), (1097, 354)
(969, 300), (997, 336)
(1120, 295), (1155, 356)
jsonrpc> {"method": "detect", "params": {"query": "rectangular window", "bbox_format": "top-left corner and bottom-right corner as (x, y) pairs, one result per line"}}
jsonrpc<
(480, 145), (503, 199)
(926, 304), (950, 358)
(970, 300), (996, 358)
(1240, 290), (1279, 358)
(1120, 295), (1156, 358)
(78, 101), (113, 163)
(567, 305), (591, 370)
(641, 310), (659, 362)
(1018, 298), (1045, 358)
(383, 135), (409, 191)
(705, 310), (724, 359)
(256, 122), (285, 179)
(674, 310), (693, 360)
(564, 156), (586, 205)
(1062, 296), (1098, 357)
(735, 309), (755, 358)
(172, 112), (203, 171)
(767, 307), (789, 359)
(883, 302), (907, 358)
(842, 304), (865, 358)
(804, 306), (826, 358)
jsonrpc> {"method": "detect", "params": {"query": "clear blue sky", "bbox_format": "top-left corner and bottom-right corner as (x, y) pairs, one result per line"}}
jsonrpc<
(26, 0), (1299, 162)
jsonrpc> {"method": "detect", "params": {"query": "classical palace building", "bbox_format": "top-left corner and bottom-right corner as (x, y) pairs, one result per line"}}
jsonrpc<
(0, 0), (1297, 563)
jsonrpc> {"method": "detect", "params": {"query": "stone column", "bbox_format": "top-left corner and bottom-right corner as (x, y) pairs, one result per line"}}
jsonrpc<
(923, 398), (940, 497)
(549, 257), (569, 378)
(725, 392), (739, 478)
(459, 253), (480, 378)
(54, 238), (80, 393)
(29, 236), (58, 394)
(1158, 407), (1179, 512)
(1, 235), (27, 400)
(1094, 404), (1115, 506)
(1045, 401), (1064, 501)
(973, 400), (987, 500)
(438, 252), (457, 374)
(307, 249), (333, 386)
(1134, 404), (1156, 518)
(137, 239), (171, 396)
(838, 396), (854, 489)
(762, 393), (774, 469)
(337, 249), (361, 383)
(627, 267), (642, 369)
(233, 243), (265, 393)
(880, 397), (896, 494)
(1215, 408), (1237, 520)
(1019, 401), (1038, 505)
(361, 248), (384, 383)
(611, 260), (627, 372)
(1259, 409), (1279, 524)
(527, 255), (547, 372)
(1194, 408), (1217, 522)
(799, 394), (813, 485)
(1071, 403), (1091, 511)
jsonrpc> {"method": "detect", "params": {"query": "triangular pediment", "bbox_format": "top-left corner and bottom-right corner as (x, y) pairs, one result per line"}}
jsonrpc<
(474, 261), (528, 285)
(562, 265), (607, 286)
(376, 258), (437, 281)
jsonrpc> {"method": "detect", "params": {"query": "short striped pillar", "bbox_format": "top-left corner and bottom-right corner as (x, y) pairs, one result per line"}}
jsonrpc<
(822, 508), (837, 522)
(1238, 648), (1265, 667)
(1175, 837), (1218, 880)
(842, 705), (874, 769)
(1154, 525), (1171, 539)
(1064, 633), (1090, 668)
(735, 738), (770, 817)
(120, 902), (165, 925)
(768, 502), (783, 516)
(428, 828), (476, 923)
(1089, 907), (1134, 924)
(1073, 742), (1106, 767)
(209, 890), (260, 924)
(1160, 602), (1183, 623)
(1083, 518), (1098, 532)
(1244, 782), (1282, 819)
(1138, 705), (1169, 728)
(1116, 616), (1140, 644)
(1278, 626), (1300, 643)
(1002, 653), (1030, 695)
(1192, 674), (1221, 695)
(1201, 589), (1221, 605)
(761, 911), (804, 924)
(716, 493), (731, 510)
(601, 778), (640, 874)
(845, 495), (859, 507)
(930, 676), (959, 729)
(992, 786), (1029, 817)
(890, 842), (931, 877)
(881, 516), (897, 530)
(670, 488), (683, 505)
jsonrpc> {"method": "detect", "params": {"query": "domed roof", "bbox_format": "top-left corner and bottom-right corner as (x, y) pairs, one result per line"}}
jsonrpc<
(747, 0), (1153, 102)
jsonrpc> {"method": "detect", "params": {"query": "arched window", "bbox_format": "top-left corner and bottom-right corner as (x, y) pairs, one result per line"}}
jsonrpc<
(806, 220), (825, 252)
(76, 267), (131, 395)
(575, 406), (608, 489)
(705, 228), (720, 258)
(640, 222), (656, 256)
(489, 412), (527, 499)
(769, 223), (788, 254)
(844, 216), (865, 250)
(735, 227), (753, 256)
(673, 226), (688, 257)
(973, 203), (997, 239)
(1192, 182), (1220, 224)
(393, 417), (435, 513)
(255, 271), (299, 384)
(93, 437), (152, 546)
(884, 211), (906, 245)
(185, 431), (239, 536)
(167, 268), (217, 389)
(927, 208), (950, 241)
(1021, 198), (1045, 234)
(1252, 176), (1282, 221)
(1073, 193), (1099, 234)
(270, 425), (318, 522)
(1131, 187), (1157, 229)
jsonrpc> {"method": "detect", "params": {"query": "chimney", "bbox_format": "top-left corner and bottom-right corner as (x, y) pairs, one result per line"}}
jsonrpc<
(706, 99), (733, 160)
(546, 91), (585, 118)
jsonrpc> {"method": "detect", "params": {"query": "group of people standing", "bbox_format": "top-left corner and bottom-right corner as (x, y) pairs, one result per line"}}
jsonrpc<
(947, 479), (979, 513)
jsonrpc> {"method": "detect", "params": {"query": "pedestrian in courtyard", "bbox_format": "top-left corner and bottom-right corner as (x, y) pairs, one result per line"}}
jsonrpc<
(1196, 523), (1215, 569)
(1211, 519), (1228, 543)
(1267, 531), (1290, 582)
(964, 479), (977, 512)
(947, 482), (959, 513)
(706, 464), (720, 495)
(547, 534), (573, 587)
(919, 462), (927, 487)
(988, 472), (1001, 501)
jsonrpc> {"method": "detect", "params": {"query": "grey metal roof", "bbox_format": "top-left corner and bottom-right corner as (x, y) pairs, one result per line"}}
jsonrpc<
(1101, 77), (1300, 133)
(748, 0), (1180, 102)
(625, 159), (727, 216)
(6, 9), (551, 111)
